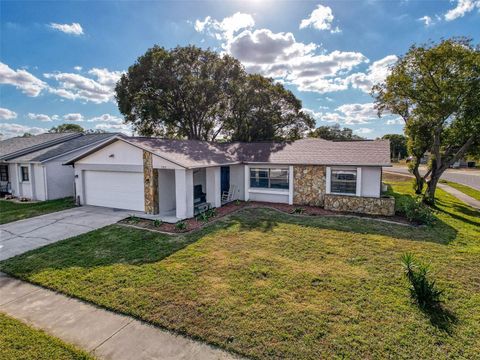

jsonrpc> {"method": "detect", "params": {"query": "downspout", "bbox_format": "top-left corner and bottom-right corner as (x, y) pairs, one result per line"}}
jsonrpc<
(43, 165), (48, 200)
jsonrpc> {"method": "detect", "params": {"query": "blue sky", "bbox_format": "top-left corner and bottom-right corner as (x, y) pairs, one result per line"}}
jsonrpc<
(1, 0), (479, 139)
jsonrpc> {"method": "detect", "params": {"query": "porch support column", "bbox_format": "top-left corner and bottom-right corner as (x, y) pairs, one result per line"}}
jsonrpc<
(175, 169), (194, 219)
(206, 167), (221, 208)
(143, 151), (159, 214)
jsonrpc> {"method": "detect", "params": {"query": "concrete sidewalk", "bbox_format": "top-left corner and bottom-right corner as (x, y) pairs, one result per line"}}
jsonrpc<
(438, 183), (480, 210)
(0, 273), (239, 360)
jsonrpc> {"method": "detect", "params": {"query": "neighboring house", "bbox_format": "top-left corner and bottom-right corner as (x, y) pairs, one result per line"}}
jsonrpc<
(0, 133), (117, 201)
(65, 136), (395, 219)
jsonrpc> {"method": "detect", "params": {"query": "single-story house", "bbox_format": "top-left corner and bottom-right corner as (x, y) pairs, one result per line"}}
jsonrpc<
(0, 132), (117, 201)
(65, 136), (395, 219)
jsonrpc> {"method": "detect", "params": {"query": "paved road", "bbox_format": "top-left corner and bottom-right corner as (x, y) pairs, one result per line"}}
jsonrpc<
(0, 206), (131, 261)
(384, 166), (480, 190)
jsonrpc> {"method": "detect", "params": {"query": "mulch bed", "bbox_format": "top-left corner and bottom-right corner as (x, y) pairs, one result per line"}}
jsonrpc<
(119, 201), (412, 234)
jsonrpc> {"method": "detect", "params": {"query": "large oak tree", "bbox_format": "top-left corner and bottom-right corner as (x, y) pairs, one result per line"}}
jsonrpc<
(115, 45), (314, 141)
(374, 38), (480, 204)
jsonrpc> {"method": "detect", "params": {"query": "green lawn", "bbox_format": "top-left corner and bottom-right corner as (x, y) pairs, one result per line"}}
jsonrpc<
(0, 198), (75, 224)
(1, 182), (479, 359)
(0, 313), (93, 360)
(439, 180), (480, 201)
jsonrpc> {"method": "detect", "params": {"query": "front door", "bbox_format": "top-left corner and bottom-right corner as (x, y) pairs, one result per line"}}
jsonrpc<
(221, 166), (230, 194)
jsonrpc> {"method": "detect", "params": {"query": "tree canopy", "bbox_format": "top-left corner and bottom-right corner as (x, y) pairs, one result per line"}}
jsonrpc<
(49, 123), (84, 133)
(374, 38), (480, 204)
(309, 124), (364, 141)
(115, 45), (314, 141)
(381, 134), (407, 160)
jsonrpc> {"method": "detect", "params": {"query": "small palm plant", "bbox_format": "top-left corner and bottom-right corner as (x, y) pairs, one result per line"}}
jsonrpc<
(401, 253), (443, 309)
(175, 221), (187, 231)
(153, 219), (162, 227)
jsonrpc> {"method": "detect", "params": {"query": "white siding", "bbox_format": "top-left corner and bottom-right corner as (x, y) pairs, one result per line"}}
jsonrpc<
(158, 169), (176, 214)
(32, 164), (46, 201)
(248, 190), (289, 204)
(83, 170), (144, 211)
(361, 166), (381, 198)
(45, 162), (75, 200)
(77, 140), (143, 165)
(230, 164), (245, 201)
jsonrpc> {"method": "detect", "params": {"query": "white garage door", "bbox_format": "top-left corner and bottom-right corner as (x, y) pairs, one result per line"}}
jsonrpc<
(83, 170), (144, 211)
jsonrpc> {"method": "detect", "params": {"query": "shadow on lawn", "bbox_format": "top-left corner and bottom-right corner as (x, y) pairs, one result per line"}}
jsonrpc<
(233, 207), (457, 245)
(421, 304), (458, 334)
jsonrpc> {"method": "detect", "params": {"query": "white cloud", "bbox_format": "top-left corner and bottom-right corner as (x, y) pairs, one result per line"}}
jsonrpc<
(228, 28), (366, 93)
(0, 123), (47, 139)
(300, 4), (340, 33)
(27, 113), (59, 122)
(194, 12), (255, 41)
(95, 122), (131, 134)
(354, 127), (373, 134)
(45, 68), (123, 103)
(0, 107), (17, 120)
(0, 62), (47, 96)
(87, 113), (123, 124)
(63, 113), (84, 122)
(386, 118), (404, 125)
(346, 55), (398, 93)
(74, 66), (82, 71)
(418, 15), (434, 26)
(304, 102), (382, 125)
(49, 22), (84, 35)
(444, 0), (480, 21)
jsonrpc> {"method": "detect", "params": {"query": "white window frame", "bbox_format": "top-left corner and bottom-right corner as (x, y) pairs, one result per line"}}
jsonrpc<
(249, 167), (289, 191)
(326, 166), (362, 197)
(20, 165), (30, 182)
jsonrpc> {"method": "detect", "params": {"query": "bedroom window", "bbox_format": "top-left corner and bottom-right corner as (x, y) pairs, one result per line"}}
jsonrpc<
(250, 168), (289, 190)
(20, 166), (29, 182)
(331, 170), (356, 195)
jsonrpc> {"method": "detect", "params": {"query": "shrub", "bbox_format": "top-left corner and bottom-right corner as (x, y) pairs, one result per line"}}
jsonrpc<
(175, 221), (187, 230)
(401, 253), (443, 309)
(196, 208), (217, 222)
(397, 197), (435, 225)
(290, 207), (305, 214)
(153, 219), (162, 227)
(235, 199), (241, 206)
(128, 215), (139, 224)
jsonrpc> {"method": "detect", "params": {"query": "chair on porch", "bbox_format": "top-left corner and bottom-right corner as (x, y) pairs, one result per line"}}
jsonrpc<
(221, 184), (237, 204)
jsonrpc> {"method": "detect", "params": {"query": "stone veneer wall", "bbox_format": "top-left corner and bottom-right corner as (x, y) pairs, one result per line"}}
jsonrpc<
(324, 194), (395, 216)
(293, 165), (326, 206)
(143, 151), (159, 214)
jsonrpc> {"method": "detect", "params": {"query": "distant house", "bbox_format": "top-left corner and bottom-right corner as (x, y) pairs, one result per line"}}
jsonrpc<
(0, 133), (117, 201)
(65, 136), (395, 219)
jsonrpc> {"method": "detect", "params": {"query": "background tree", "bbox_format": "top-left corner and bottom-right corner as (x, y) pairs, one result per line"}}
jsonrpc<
(309, 124), (364, 141)
(115, 45), (314, 141)
(226, 74), (314, 142)
(374, 38), (480, 204)
(49, 123), (84, 133)
(381, 134), (407, 160)
(21, 132), (33, 137)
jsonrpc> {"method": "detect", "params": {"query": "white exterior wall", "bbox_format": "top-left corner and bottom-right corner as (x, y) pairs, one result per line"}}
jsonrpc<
(32, 164), (46, 201)
(206, 167), (221, 208)
(44, 162), (75, 200)
(7, 163), (18, 197)
(175, 169), (194, 219)
(229, 164), (245, 201)
(77, 140), (143, 166)
(158, 169), (176, 214)
(245, 164), (290, 204)
(361, 166), (381, 198)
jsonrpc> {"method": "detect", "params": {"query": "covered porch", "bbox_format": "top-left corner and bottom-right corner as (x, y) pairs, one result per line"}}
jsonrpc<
(143, 151), (244, 222)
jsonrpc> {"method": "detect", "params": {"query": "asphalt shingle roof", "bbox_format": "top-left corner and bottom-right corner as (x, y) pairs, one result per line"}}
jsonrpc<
(11, 133), (118, 162)
(0, 133), (81, 160)
(123, 137), (391, 168)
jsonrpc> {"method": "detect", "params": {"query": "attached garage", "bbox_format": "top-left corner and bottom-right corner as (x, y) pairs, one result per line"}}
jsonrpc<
(83, 170), (144, 211)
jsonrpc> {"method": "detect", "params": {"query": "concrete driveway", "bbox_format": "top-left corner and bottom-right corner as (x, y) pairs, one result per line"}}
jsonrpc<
(0, 206), (131, 261)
